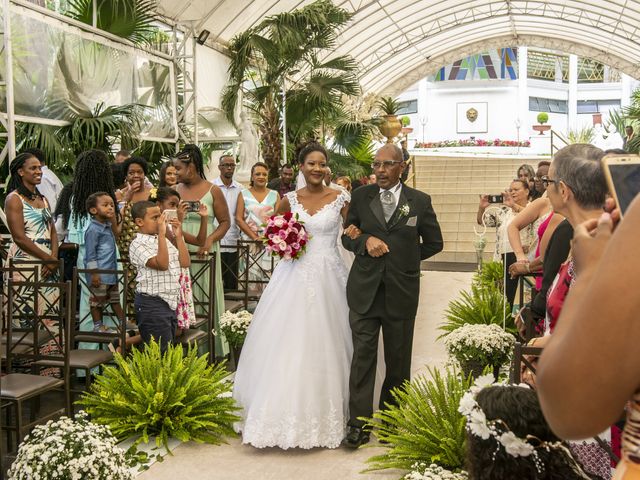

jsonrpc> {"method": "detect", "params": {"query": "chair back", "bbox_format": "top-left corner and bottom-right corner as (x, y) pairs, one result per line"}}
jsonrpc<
(222, 243), (250, 308)
(238, 239), (276, 299)
(72, 267), (129, 352)
(5, 279), (71, 377)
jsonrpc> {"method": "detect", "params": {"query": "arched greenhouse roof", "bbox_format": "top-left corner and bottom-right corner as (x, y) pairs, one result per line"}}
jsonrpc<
(155, 0), (640, 94)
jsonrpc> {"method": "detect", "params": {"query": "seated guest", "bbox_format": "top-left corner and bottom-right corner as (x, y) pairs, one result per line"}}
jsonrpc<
(477, 179), (535, 306)
(267, 164), (296, 198)
(464, 383), (600, 479)
(129, 201), (190, 352)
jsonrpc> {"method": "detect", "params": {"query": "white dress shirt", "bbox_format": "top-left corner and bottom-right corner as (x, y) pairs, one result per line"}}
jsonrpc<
(39, 166), (64, 213)
(379, 181), (403, 210)
(213, 177), (242, 251)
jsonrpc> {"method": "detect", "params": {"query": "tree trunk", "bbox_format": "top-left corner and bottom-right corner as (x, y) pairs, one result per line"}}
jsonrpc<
(259, 105), (282, 180)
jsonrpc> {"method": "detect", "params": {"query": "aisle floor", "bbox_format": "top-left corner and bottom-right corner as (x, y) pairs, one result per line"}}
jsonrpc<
(139, 271), (473, 480)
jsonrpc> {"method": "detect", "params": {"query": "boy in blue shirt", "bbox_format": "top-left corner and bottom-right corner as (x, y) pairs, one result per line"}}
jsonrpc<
(84, 192), (124, 331)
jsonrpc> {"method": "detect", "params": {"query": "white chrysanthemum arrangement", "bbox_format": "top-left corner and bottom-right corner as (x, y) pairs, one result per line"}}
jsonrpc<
(218, 309), (253, 347)
(8, 411), (133, 480)
(404, 463), (468, 480)
(444, 323), (515, 368)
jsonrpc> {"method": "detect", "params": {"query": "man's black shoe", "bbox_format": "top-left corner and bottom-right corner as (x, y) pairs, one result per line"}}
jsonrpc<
(344, 426), (370, 448)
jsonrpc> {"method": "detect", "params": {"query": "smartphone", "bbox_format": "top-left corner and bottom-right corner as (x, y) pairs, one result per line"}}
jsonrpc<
(164, 209), (177, 221)
(184, 201), (200, 213)
(602, 154), (640, 217)
(488, 194), (504, 204)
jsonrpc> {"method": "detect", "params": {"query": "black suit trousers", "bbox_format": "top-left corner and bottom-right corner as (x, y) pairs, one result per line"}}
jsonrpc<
(348, 281), (415, 427)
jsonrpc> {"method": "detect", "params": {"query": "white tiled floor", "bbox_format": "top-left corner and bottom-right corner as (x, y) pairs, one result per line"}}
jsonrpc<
(139, 271), (473, 480)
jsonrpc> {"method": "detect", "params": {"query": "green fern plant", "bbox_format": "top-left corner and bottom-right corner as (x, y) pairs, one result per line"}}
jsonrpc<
(79, 340), (241, 452)
(364, 368), (471, 472)
(472, 261), (504, 293)
(439, 285), (514, 338)
(376, 96), (400, 116)
(567, 125), (595, 144)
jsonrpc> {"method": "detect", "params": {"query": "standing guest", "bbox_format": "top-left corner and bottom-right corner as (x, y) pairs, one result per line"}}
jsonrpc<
(530, 161), (551, 200)
(622, 125), (635, 150)
(54, 182), (78, 282)
(5, 152), (59, 280)
(129, 202), (190, 352)
(236, 162), (280, 242)
(117, 157), (153, 300)
(114, 150), (130, 164)
(518, 164), (536, 193)
(267, 164), (296, 198)
(61, 150), (119, 340)
(213, 155), (242, 290)
(477, 179), (534, 306)
(342, 144), (443, 447)
(112, 163), (127, 198)
(158, 160), (178, 188)
(400, 140), (411, 183)
(22, 148), (63, 214)
(173, 144), (230, 358)
(368, 173), (377, 185)
(335, 176), (352, 192)
(84, 192), (125, 332)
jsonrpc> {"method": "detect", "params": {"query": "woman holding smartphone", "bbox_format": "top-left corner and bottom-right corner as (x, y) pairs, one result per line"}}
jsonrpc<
(173, 145), (230, 358)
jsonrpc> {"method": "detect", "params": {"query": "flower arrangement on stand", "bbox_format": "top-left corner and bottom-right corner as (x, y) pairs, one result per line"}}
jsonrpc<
(8, 411), (134, 480)
(262, 212), (309, 260)
(414, 138), (530, 148)
(444, 323), (515, 380)
(404, 463), (469, 480)
(219, 309), (253, 369)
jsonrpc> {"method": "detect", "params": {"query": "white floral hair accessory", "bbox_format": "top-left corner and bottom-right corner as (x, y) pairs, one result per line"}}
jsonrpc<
(458, 374), (565, 474)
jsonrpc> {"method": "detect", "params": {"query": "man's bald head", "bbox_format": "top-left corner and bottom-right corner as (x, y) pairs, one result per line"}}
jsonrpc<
(377, 144), (403, 163)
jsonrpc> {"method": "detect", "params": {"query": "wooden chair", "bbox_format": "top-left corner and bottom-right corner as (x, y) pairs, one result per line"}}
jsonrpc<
(2, 279), (71, 453)
(237, 239), (276, 303)
(41, 267), (129, 398)
(222, 243), (250, 312)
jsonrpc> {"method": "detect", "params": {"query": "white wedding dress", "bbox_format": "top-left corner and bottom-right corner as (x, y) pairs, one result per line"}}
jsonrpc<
(233, 189), (354, 449)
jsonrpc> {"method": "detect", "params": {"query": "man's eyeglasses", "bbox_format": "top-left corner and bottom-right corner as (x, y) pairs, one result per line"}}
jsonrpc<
(220, 163), (236, 169)
(371, 160), (403, 170)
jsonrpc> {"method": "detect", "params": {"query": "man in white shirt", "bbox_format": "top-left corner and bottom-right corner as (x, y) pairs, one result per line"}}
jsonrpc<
(213, 155), (242, 290)
(23, 148), (63, 213)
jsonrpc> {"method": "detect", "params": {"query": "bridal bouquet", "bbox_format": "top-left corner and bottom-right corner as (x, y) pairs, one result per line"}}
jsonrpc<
(262, 212), (309, 261)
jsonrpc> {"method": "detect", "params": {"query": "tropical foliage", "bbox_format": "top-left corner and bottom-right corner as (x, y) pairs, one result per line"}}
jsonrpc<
(222, 0), (377, 176)
(472, 261), (504, 293)
(364, 368), (472, 473)
(567, 125), (595, 144)
(79, 340), (240, 452)
(64, 0), (157, 45)
(439, 285), (514, 338)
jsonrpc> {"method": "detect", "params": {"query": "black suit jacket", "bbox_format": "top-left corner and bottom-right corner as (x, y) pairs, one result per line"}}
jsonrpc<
(342, 184), (443, 318)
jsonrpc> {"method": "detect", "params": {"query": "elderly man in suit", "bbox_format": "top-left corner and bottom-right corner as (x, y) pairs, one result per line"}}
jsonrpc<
(342, 144), (443, 447)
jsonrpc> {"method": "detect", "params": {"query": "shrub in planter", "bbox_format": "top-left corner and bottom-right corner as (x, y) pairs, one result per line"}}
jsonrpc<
(79, 340), (240, 451)
(364, 368), (472, 473)
(8, 411), (133, 479)
(536, 112), (549, 124)
(439, 285), (515, 338)
(444, 324), (515, 379)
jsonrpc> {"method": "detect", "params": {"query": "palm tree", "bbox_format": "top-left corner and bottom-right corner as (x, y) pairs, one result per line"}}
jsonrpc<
(221, 0), (361, 176)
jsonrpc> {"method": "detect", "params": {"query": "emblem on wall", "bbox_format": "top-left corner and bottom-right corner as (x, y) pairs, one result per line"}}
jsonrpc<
(466, 107), (478, 123)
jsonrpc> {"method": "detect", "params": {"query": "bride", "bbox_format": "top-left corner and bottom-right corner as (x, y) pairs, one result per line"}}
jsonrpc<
(233, 143), (354, 449)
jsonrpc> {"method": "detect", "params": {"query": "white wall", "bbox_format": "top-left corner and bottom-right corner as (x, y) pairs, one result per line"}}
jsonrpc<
(196, 45), (231, 109)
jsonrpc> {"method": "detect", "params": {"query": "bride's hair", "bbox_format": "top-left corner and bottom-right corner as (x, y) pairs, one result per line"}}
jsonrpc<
(297, 142), (327, 165)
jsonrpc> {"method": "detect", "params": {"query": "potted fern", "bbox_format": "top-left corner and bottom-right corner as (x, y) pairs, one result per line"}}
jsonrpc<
(377, 96), (403, 143)
(533, 112), (551, 135)
(79, 341), (241, 452)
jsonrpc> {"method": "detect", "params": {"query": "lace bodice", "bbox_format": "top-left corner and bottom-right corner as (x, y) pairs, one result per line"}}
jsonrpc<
(285, 189), (350, 252)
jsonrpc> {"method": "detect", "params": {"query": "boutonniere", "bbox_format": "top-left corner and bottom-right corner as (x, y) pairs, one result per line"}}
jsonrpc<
(399, 204), (410, 218)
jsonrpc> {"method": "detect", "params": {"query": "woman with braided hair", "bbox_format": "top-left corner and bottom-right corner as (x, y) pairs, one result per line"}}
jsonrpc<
(65, 150), (120, 340)
(173, 144), (230, 357)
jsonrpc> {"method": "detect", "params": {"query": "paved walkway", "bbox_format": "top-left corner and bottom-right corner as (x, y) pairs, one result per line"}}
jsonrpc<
(140, 271), (473, 480)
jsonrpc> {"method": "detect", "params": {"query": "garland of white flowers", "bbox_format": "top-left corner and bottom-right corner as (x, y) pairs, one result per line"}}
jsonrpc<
(458, 374), (591, 477)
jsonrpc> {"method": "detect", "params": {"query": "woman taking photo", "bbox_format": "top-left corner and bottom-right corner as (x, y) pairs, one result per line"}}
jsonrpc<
(173, 144), (230, 358)
(477, 179), (534, 306)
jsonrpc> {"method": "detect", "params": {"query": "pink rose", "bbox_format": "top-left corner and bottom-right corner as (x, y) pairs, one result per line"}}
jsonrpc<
(273, 217), (285, 228)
